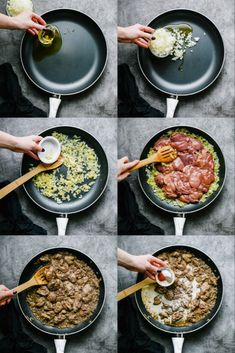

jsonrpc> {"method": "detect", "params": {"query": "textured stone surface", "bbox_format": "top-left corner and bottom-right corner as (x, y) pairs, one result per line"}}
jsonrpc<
(0, 118), (117, 235)
(118, 0), (235, 117)
(118, 117), (235, 235)
(0, 0), (117, 117)
(0, 235), (117, 353)
(118, 235), (235, 353)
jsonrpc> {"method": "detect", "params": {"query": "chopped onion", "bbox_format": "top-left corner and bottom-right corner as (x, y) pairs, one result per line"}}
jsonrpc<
(150, 27), (199, 61)
(150, 28), (176, 57)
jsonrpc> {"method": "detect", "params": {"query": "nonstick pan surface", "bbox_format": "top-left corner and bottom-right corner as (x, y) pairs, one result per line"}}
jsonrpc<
(138, 9), (225, 96)
(17, 247), (105, 336)
(21, 9), (107, 95)
(21, 126), (109, 214)
(138, 126), (226, 214)
(135, 245), (223, 334)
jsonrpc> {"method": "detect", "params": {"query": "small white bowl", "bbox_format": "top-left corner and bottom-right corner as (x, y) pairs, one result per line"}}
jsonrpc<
(38, 136), (61, 164)
(155, 267), (175, 287)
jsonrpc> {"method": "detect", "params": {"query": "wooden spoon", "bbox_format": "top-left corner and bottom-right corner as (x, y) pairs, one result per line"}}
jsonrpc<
(117, 277), (155, 301)
(0, 155), (64, 200)
(0, 266), (48, 304)
(128, 146), (177, 173)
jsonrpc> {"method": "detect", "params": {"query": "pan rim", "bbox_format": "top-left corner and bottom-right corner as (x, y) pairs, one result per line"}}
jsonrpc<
(137, 124), (226, 215)
(20, 7), (108, 96)
(137, 8), (225, 97)
(135, 243), (224, 335)
(17, 245), (106, 337)
(21, 124), (109, 215)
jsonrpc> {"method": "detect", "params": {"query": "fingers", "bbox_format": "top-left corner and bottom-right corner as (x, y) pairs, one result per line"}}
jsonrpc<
(125, 159), (139, 169)
(134, 38), (149, 49)
(33, 135), (43, 143)
(31, 136), (43, 153)
(26, 151), (39, 160)
(121, 159), (139, 173)
(31, 13), (46, 26)
(142, 26), (155, 33)
(151, 257), (168, 268)
(141, 32), (154, 41)
(147, 262), (160, 275)
(145, 270), (156, 281)
(117, 172), (130, 182)
(30, 21), (45, 31)
(27, 28), (36, 35)
(0, 288), (13, 306)
(119, 156), (129, 164)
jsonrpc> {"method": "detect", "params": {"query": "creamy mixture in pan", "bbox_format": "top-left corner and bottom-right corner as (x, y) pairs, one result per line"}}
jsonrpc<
(141, 250), (218, 327)
(27, 252), (100, 329)
(146, 129), (220, 207)
(32, 132), (100, 204)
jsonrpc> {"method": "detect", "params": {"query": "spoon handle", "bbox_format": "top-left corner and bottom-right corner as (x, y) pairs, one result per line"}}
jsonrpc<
(0, 164), (44, 200)
(128, 155), (157, 172)
(0, 279), (37, 304)
(117, 277), (154, 301)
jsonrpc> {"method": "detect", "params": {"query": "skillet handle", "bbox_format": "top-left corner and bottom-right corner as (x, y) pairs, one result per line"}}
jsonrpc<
(173, 215), (186, 235)
(166, 97), (179, 118)
(56, 216), (68, 236)
(172, 336), (184, 353)
(54, 338), (67, 353)
(49, 96), (61, 118)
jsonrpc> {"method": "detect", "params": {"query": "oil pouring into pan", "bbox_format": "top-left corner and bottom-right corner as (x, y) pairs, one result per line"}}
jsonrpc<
(135, 245), (224, 353)
(20, 9), (108, 117)
(135, 126), (226, 235)
(138, 9), (225, 117)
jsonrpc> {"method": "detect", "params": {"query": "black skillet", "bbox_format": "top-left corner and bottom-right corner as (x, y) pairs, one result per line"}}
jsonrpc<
(138, 9), (225, 117)
(138, 126), (226, 234)
(20, 9), (108, 117)
(21, 126), (109, 235)
(135, 245), (223, 353)
(17, 246), (105, 353)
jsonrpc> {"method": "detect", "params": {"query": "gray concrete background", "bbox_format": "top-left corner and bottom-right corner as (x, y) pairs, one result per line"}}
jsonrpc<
(0, 0), (117, 117)
(118, 235), (235, 353)
(0, 236), (117, 353)
(0, 118), (117, 235)
(118, 0), (235, 117)
(118, 118), (235, 235)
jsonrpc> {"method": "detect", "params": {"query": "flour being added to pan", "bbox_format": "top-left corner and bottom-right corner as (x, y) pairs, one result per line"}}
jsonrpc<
(32, 132), (100, 204)
(150, 26), (199, 61)
(141, 250), (218, 327)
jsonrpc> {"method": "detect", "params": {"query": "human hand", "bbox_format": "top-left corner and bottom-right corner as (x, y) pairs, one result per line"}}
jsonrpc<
(128, 254), (167, 280)
(118, 24), (155, 48)
(117, 156), (139, 182)
(0, 285), (14, 306)
(13, 135), (43, 160)
(12, 11), (46, 35)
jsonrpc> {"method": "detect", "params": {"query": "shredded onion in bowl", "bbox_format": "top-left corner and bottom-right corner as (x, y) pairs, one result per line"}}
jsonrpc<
(6, 0), (33, 17)
(149, 28), (176, 57)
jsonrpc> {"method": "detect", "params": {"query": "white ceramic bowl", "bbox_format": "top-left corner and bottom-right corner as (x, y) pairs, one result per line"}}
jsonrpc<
(155, 267), (175, 287)
(37, 136), (61, 164)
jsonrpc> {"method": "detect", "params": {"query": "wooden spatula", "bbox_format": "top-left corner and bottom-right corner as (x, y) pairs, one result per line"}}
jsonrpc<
(0, 155), (64, 200)
(128, 146), (177, 172)
(0, 266), (48, 304)
(117, 277), (155, 301)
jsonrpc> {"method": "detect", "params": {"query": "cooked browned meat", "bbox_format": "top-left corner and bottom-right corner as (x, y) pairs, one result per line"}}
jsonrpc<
(153, 296), (161, 305)
(26, 252), (100, 329)
(142, 249), (218, 328)
(153, 132), (217, 204)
